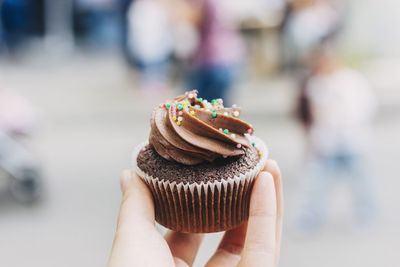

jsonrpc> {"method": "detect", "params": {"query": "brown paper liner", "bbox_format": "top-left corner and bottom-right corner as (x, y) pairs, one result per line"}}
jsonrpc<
(133, 137), (268, 233)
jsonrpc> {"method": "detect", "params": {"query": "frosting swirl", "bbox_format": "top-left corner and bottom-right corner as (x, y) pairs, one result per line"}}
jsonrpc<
(149, 90), (255, 165)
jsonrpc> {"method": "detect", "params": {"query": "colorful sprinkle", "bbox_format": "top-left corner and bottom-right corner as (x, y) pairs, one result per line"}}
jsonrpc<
(165, 103), (171, 109)
(190, 110), (195, 116)
(247, 128), (253, 134)
(172, 115), (177, 121)
(223, 112), (228, 116)
(198, 97), (203, 102)
(233, 111), (240, 117)
(236, 143), (242, 148)
(211, 99), (218, 105)
(177, 121), (182, 126)
(188, 93), (194, 98)
(219, 128), (223, 132)
(212, 111), (217, 118)
(177, 117), (183, 122)
(178, 111), (183, 116)
(177, 103), (183, 110)
(223, 129), (229, 135)
(231, 134), (236, 138)
(251, 142), (256, 147)
(218, 99), (223, 104)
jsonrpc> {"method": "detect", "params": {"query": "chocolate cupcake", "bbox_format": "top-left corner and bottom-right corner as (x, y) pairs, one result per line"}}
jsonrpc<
(134, 90), (267, 233)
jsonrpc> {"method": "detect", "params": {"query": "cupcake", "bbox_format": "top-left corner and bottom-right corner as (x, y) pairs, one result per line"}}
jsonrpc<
(134, 90), (267, 233)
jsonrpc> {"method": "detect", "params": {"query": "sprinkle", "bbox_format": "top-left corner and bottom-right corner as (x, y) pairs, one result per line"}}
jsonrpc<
(211, 99), (218, 105)
(223, 112), (228, 116)
(212, 111), (217, 118)
(236, 143), (242, 148)
(198, 97), (203, 102)
(172, 116), (176, 121)
(219, 128), (223, 132)
(177, 121), (182, 126)
(177, 116), (183, 122)
(251, 142), (256, 147)
(231, 134), (236, 138)
(223, 129), (229, 135)
(202, 99), (208, 103)
(178, 111), (183, 116)
(232, 104), (237, 108)
(247, 128), (253, 134)
(233, 111), (240, 117)
(165, 103), (171, 109)
(188, 93), (194, 98)
(177, 103), (183, 110)
(258, 151), (263, 156)
(194, 105), (200, 109)
(190, 110), (195, 116)
(218, 99), (223, 104)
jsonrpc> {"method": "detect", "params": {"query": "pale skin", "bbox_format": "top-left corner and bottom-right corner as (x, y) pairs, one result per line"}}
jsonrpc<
(108, 160), (283, 267)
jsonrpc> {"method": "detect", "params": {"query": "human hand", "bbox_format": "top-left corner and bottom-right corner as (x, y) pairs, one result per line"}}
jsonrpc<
(108, 160), (283, 267)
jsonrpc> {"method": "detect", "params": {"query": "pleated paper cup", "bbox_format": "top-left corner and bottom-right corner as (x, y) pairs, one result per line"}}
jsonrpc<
(133, 137), (268, 233)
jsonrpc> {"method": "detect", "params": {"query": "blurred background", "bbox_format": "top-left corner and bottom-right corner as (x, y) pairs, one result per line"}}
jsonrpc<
(0, 0), (399, 266)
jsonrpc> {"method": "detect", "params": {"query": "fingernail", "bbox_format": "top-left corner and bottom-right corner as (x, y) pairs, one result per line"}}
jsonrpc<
(120, 170), (132, 192)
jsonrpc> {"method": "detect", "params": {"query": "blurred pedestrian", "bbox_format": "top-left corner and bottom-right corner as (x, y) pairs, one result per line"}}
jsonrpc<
(185, 0), (245, 103)
(296, 46), (377, 232)
(126, 0), (173, 92)
(73, 0), (118, 47)
(283, 0), (342, 71)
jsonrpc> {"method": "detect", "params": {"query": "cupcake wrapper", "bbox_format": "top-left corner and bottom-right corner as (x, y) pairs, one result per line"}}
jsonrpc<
(133, 137), (268, 233)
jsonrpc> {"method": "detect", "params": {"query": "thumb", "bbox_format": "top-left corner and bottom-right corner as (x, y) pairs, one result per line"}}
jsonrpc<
(117, 170), (155, 233)
(108, 171), (159, 267)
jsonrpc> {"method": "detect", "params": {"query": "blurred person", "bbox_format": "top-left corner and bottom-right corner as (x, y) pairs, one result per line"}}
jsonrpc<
(0, 0), (30, 54)
(0, 0), (45, 54)
(296, 46), (377, 232)
(183, 0), (245, 103)
(126, 0), (173, 93)
(109, 160), (283, 267)
(73, 0), (119, 47)
(0, 89), (41, 202)
(283, 0), (342, 71)
(118, 0), (135, 66)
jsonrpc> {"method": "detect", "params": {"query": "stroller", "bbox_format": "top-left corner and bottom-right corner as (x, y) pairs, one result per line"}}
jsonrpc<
(0, 89), (41, 203)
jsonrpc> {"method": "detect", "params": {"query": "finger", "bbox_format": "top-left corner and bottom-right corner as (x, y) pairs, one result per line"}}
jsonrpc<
(264, 160), (284, 265)
(109, 170), (175, 267)
(165, 231), (204, 266)
(205, 223), (247, 267)
(239, 172), (277, 267)
(118, 170), (155, 232)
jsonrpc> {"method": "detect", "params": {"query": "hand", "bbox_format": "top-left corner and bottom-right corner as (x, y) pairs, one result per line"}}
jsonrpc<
(108, 160), (283, 267)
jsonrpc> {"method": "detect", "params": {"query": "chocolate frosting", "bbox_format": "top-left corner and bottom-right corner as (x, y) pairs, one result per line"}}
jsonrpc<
(149, 90), (254, 165)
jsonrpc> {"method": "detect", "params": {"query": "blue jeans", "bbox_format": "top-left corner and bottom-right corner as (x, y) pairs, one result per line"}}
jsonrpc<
(189, 65), (234, 103)
(299, 151), (375, 229)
